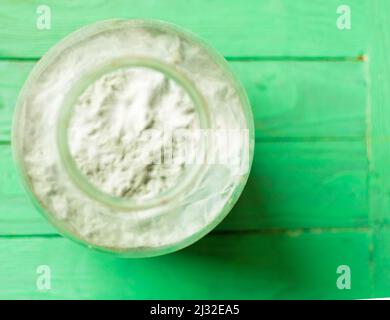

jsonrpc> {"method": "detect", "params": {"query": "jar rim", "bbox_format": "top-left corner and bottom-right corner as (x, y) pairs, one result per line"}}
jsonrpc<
(57, 56), (211, 211)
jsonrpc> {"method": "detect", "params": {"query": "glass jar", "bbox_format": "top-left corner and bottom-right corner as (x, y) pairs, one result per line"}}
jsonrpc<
(12, 19), (254, 257)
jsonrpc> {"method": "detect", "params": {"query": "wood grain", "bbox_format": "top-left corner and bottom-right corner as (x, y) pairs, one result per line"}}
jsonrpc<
(373, 227), (390, 298)
(0, 58), (369, 234)
(365, 0), (390, 298)
(221, 140), (368, 230)
(0, 139), (369, 235)
(0, 60), (367, 142)
(0, 0), (369, 58)
(0, 53), (369, 235)
(0, 231), (372, 299)
(0, 0), (381, 299)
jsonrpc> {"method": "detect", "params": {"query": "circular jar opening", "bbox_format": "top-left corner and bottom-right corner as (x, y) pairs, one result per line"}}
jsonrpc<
(57, 57), (211, 210)
(12, 19), (254, 257)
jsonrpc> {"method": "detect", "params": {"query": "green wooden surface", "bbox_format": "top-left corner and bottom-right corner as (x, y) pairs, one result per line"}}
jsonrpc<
(0, 231), (372, 299)
(0, 0), (370, 58)
(1, 0), (390, 299)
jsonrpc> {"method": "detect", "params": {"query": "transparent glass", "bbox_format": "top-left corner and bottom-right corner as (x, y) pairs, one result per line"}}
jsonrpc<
(12, 19), (255, 257)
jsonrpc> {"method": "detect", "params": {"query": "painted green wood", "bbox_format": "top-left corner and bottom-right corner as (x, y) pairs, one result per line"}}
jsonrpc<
(0, 139), (368, 235)
(0, 231), (372, 299)
(372, 227), (390, 298)
(231, 61), (367, 139)
(0, 0), (385, 300)
(0, 60), (367, 142)
(362, 0), (390, 299)
(0, 62), (33, 142)
(366, 0), (390, 223)
(0, 0), (370, 58)
(0, 59), (369, 235)
(222, 141), (368, 230)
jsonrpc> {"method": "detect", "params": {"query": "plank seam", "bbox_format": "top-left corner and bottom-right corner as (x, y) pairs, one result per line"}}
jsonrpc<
(0, 225), (373, 239)
(1, 136), (366, 145)
(0, 55), (366, 63)
(362, 52), (375, 297)
(225, 55), (366, 62)
(255, 136), (365, 143)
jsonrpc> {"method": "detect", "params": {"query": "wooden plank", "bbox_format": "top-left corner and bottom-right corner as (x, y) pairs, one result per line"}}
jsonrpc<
(0, 0), (377, 301)
(0, 60), (367, 142)
(372, 227), (390, 298)
(364, 0), (390, 299)
(0, 145), (55, 235)
(366, 0), (390, 224)
(0, 196), (55, 235)
(222, 140), (369, 230)
(0, 139), (369, 235)
(0, 60), (369, 235)
(0, 0), (369, 58)
(231, 61), (367, 139)
(353, 0), (390, 299)
(0, 62), (33, 142)
(0, 231), (372, 299)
